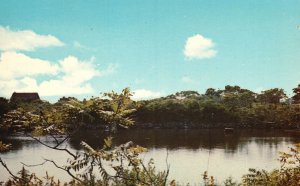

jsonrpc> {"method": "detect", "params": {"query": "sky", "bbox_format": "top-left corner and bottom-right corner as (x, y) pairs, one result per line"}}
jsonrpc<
(0, 0), (299, 101)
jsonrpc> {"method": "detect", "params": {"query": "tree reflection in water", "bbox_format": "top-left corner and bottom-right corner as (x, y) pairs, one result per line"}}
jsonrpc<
(1, 129), (300, 184)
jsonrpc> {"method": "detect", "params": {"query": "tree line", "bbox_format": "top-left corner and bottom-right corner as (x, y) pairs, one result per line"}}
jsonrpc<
(0, 84), (300, 132)
(135, 85), (300, 129)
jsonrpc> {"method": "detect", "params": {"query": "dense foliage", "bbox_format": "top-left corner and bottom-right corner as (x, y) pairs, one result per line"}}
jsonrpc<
(136, 85), (300, 129)
(1, 85), (300, 132)
(0, 88), (170, 186)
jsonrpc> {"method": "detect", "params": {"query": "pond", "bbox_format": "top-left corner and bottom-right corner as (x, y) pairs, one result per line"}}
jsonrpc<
(1, 129), (300, 185)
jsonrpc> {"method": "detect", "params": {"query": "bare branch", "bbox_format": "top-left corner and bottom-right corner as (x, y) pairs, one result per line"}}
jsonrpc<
(26, 133), (77, 159)
(0, 158), (22, 181)
(53, 135), (69, 148)
(49, 133), (60, 145)
(44, 158), (83, 183)
(21, 161), (47, 167)
(163, 149), (170, 186)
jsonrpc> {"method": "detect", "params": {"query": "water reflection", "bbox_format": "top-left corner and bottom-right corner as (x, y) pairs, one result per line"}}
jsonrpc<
(1, 129), (300, 184)
(69, 129), (299, 152)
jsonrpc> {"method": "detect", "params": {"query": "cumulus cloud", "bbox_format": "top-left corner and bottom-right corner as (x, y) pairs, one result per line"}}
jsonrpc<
(132, 89), (163, 100)
(184, 34), (217, 59)
(34, 56), (101, 96)
(58, 56), (100, 83)
(0, 53), (114, 97)
(0, 26), (64, 51)
(0, 26), (116, 97)
(0, 51), (59, 80)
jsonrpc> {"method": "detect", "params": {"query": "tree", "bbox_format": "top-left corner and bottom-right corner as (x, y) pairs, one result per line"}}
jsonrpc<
(0, 97), (11, 117)
(292, 84), (300, 104)
(205, 88), (221, 97)
(224, 85), (241, 94)
(100, 87), (136, 132)
(258, 88), (287, 104)
(175, 90), (200, 97)
(1, 88), (170, 185)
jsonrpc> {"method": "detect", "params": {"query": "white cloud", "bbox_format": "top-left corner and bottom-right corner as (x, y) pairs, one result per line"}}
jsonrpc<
(0, 26), (117, 97)
(132, 89), (163, 100)
(58, 56), (100, 83)
(0, 53), (114, 97)
(0, 26), (64, 51)
(33, 56), (100, 96)
(38, 79), (94, 96)
(0, 51), (59, 80)
(184, 34), (217, 59)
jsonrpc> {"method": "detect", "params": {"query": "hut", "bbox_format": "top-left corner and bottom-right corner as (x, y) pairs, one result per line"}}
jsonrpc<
(10, 92), (40, 102)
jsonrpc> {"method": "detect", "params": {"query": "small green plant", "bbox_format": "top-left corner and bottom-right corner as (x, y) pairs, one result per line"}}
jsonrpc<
(241, 143), (300, 186)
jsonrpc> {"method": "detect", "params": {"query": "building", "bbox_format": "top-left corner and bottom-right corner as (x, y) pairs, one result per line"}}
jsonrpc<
(10, 92), (40, 102)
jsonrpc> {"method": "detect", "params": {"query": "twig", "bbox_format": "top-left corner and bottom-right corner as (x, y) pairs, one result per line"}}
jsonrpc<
(140, 160), (154, 185)
(0, 157), (22, 181)
(53, 135), (69, 149)
(26, 134), (77, 159)
(44, 158), (83, 183)
(122, 148), (151, 185)
(21, 161), (47, 167)
(49, 133), (60, 145)
(163, 149), (170, 186)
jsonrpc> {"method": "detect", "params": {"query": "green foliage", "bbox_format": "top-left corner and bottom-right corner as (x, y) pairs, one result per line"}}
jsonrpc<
(1, 108), (42, 131)
(205, 88), (221, 98)
(0, 97), (13, 117)
(292, 84), (300, 104)
(257, 88), (287, 104)
(223, 177), (238, 186)
(241, 144), (300, 186)
(0, 86), (299, 132)
(1, 88), (169, 186)
(0, 88), (137, 133)
(5, 167), (62, 186)
(72, 141), (168, 185)
(135, 86), (300, 129)
(100, 87), (136, 132)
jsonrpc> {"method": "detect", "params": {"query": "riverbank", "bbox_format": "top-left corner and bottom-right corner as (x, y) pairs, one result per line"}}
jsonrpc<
(0, 120), (298, 135)
(133, 121), (295, 129)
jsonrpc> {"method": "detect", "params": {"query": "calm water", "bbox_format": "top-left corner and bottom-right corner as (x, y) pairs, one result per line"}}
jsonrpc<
(1, 129), (300, 185)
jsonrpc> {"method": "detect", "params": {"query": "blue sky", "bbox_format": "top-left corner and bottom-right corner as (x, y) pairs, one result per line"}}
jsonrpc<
(0, 0), (299, 101)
